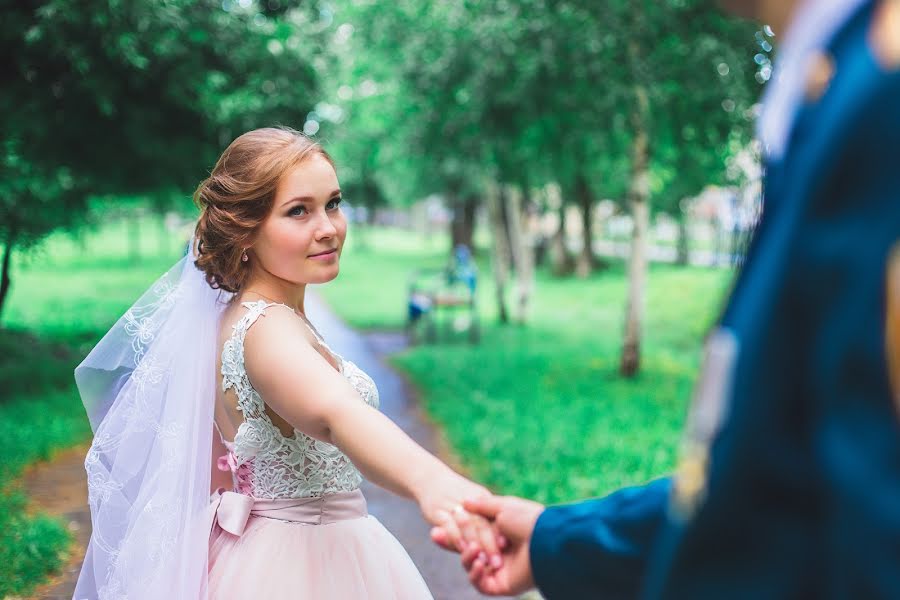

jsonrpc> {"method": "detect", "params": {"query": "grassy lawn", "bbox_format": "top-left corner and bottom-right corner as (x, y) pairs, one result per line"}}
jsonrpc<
(0, 217), (187, 597)
(320, 227), (734, 504)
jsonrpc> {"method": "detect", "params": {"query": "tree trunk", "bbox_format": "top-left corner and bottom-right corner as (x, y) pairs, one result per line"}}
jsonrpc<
(676, 209), (690, 266)
(487, 183), (511, 324)
(547, 183), (573, 276)
(575, 172), (595, 278)
(505, 185), (534, 323)
(0, 230), (15, 325)
(450, 194), (477, 251)
(620, 83), (651, 378)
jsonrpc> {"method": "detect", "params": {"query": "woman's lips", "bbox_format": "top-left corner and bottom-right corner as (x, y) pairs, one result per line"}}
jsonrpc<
(308, 248), (337, 260)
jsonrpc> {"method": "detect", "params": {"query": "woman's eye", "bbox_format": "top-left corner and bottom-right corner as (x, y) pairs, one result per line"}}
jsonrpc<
(288, 206), (307, 217)
(326, 197), (343, 210)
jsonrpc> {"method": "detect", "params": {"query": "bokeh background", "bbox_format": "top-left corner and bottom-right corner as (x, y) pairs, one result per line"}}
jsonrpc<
(2, 0), (774, 595)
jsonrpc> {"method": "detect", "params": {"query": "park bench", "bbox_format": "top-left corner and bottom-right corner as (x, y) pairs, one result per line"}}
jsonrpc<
(406, 245), (479, 344)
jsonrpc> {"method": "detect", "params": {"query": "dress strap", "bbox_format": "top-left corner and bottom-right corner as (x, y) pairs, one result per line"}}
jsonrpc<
(241, 300), (341, 364)
(229, 299), (301, 347)
(238, 299), (282, 330)
(223, 300), (343, 400)
(221, 300), (282, 415)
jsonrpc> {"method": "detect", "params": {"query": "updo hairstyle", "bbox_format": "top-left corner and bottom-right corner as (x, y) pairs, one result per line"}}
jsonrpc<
(193, 127), (334, 293)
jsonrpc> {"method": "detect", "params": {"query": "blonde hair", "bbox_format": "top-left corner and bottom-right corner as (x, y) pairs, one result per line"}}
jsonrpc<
(193, 127), (334, 292)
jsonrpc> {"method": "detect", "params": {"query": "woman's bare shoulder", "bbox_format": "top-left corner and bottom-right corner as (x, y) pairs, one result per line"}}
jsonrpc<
(241, 304), (320, 372)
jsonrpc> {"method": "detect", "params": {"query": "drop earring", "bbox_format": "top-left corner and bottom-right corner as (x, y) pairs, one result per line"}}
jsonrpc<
(241, 250), (249, 263)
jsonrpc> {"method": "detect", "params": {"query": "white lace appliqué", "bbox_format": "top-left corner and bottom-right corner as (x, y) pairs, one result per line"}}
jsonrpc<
(220, 300), (379, 499)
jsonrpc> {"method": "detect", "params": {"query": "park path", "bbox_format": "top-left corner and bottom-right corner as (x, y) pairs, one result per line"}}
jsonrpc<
(21, 443), (92, 599)
(304, 291), (506, 600)
(22, 291), (508, 600)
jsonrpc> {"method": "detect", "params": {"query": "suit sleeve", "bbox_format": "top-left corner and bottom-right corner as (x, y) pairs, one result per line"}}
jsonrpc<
(529, 477), (671, 600)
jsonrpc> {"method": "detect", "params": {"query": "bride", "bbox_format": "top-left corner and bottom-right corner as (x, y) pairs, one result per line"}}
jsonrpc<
(73, 127), (502, 599)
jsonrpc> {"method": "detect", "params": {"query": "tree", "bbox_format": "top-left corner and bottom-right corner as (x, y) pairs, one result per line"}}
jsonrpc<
(323, 0), (761, 343)
(0, 0), (324, 319)
(604, 0), (760, 377)
(0, 141), (87, 320)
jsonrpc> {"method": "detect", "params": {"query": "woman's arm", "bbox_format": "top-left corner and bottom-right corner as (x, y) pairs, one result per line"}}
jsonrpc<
(243, 306), (500, 558)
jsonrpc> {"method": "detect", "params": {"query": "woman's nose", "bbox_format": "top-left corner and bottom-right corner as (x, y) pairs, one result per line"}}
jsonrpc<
(315, 211), (338, 239)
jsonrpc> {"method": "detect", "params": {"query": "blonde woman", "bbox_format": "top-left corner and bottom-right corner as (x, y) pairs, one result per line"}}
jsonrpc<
(74, 128), (500, 599)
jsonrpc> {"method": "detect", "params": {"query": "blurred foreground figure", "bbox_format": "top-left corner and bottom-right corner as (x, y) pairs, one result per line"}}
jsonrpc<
(436, 0), (900, 597)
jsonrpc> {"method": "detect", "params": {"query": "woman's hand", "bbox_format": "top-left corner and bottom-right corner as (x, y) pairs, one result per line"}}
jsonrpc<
(416, 472), (505, 571)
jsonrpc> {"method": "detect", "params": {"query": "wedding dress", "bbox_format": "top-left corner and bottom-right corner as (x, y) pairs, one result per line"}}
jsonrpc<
(206, 300), (433, 599)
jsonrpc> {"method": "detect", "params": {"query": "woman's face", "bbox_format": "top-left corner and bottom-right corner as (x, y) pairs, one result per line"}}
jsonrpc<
(250, 154), (347, 286)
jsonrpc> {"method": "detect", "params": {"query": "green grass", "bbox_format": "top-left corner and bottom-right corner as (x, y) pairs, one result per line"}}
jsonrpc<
(0, 217), (186, 596)
(321, 227), (734, 504)
(0, 331), (90, 597)
(6, 218), (188, 339)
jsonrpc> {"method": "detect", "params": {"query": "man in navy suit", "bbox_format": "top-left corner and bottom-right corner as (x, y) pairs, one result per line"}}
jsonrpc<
(433, 0), (900, 597)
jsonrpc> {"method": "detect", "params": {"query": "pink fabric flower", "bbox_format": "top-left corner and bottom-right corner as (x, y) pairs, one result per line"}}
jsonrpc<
(217, 451), (253, 495)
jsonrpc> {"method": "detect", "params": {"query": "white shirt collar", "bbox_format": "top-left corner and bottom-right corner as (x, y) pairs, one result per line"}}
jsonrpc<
(759, 0), (869, 161)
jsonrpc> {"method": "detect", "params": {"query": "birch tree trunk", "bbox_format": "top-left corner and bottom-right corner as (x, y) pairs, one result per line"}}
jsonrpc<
(487, 183), (511, 323)
(620, 83), (651, 378)
(505, 185), (534, 323)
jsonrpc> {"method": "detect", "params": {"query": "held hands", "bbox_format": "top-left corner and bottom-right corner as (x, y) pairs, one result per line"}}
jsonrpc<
(416, 472), (506, 572)
(432, 494), (545, 596)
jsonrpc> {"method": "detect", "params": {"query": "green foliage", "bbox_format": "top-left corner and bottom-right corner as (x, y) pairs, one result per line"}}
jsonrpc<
(0, 139), (86, 243)
(321, 227), (732, 502)
(322, 0), (763, 213)
(1, 0), (328, 318)
(0, 489), (71, 598)
(0, 329), (77, 400)
(4, 0), (323, 194)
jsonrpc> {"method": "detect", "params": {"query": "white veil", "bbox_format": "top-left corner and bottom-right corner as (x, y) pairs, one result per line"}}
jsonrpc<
(73, 241), (231, 599)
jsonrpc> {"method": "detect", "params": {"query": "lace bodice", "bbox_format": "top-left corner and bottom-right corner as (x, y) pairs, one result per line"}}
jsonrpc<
(218, 300), (379, 499)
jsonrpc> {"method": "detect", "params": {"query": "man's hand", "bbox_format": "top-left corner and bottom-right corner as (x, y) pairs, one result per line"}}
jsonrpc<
(432, 494), (544, 596)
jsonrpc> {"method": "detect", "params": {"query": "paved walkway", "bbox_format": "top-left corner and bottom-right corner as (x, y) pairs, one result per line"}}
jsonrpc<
(22, 292), (505, 599)
(22, 444), (92, 599)
(306, 291), (503, 600)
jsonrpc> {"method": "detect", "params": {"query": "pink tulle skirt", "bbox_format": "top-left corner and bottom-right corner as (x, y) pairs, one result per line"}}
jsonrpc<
(207, 489), (433, 599)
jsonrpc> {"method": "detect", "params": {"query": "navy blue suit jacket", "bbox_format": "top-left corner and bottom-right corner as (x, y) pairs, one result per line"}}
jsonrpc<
(531, 3), (900, 598)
